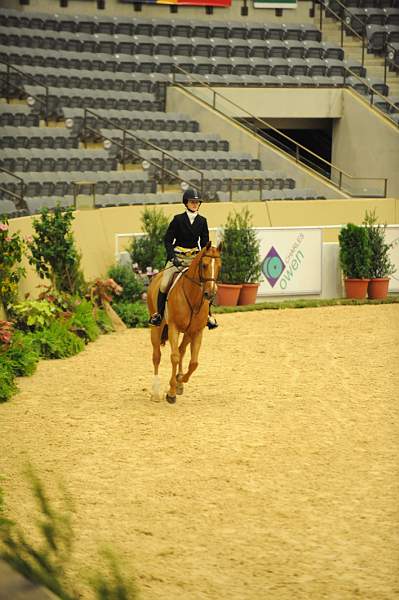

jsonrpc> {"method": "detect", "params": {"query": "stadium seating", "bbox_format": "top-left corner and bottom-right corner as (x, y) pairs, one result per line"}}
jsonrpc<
(0, 5), (390, 213)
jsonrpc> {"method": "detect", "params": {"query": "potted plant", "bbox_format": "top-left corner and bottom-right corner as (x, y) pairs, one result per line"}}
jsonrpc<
(217, 208), (261, 306)
(338, 222), (371, 299)
(129, 206), (168, 273)
(237, 210), (261, 305)
(363, 210), (395, 299)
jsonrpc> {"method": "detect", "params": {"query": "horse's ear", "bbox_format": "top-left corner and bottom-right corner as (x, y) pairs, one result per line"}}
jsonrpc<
(206, 241), (211, 250)
(217, 241), (223, 253)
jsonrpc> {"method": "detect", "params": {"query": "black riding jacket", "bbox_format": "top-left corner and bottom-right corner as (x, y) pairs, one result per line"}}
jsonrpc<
(164, 212), (210, 261)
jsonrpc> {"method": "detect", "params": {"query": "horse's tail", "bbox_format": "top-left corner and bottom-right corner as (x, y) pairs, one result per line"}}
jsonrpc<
(160, 324), (168, 346)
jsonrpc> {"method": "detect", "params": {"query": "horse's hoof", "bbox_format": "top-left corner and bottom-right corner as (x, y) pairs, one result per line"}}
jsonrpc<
(166, 394), (176, 404)
(150, 394), (161, 403)
(176, 374), (184, 395)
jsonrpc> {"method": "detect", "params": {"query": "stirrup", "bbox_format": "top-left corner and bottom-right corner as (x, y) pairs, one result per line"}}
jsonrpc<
(149, 312), (162, 326)
(207, 317), (218, 330)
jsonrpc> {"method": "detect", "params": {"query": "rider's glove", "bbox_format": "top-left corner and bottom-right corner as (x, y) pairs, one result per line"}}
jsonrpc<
(172, 255), (182, 268)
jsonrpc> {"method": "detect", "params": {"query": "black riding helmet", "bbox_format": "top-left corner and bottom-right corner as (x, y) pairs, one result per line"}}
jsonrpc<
(182, 188), (202, 208)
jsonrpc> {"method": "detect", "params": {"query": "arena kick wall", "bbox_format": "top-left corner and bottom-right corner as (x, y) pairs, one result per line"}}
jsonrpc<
(8, 197), (399, 303)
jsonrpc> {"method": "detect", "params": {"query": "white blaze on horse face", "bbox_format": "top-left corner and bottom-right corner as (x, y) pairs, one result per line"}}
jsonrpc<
(210, 258), (216, 294)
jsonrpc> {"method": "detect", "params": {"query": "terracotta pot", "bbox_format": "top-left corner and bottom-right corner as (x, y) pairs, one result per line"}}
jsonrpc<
(344, 278), (370, 299)
(238, 282), (260, 306)
(368, 277), (390, 300)
(216, 283), (242, 306)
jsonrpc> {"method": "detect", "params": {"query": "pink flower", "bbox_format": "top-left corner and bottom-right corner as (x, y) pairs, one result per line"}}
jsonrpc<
(0, 223), (9, 232)
(5, 237), (11, 243)
(25, 236), (33, 243)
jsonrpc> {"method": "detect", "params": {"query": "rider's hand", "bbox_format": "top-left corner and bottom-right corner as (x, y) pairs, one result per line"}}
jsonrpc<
(172, 255), (182, 268)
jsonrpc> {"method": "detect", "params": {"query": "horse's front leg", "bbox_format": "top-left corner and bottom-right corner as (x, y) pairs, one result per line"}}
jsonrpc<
(176, 333), (191, 395)
(150, 327), (162, 402)
(166, 325), (180, 404)
(181, 330), (203, 384)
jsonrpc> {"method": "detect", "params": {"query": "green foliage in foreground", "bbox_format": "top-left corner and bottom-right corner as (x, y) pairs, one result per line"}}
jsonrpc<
(0, 303), (113, 404)
(213, 295), (399, 314)
(67, 299), (101, 344)
(29, 320), (85, 359)
(87, 548), (140, 600)
(113, 301), (149, 328)
(0, 363), (17, 404)
(0, 469), (139, 600)
(2, 331), (40, 377)
(0, 467), (77, 600)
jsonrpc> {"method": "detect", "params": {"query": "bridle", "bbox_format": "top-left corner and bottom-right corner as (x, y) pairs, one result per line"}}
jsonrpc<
(198, 253), (220, 284)
(181, 253), (220, 285)
(181, 252), (220, 312)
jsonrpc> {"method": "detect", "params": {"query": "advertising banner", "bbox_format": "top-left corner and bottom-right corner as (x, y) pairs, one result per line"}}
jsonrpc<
(256, 227), (322, 296)
(253, 0), (297, 9)
(385, 226), (399, 292)
(138, 0), (231, 5)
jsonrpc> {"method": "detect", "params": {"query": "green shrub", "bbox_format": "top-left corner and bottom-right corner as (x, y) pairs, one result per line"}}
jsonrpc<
(339, 223), (372, 279)
(129, 207), (168, 272)
(27, 206), (86, 296)
(107, 264), (145, 303)
(363, 210), (395, 279)
(11, 300), (59, 332)
(67, 300), (100, 343)
(220, 208), (261, 284)
(113, 301), (149, 328)
(3, 331), (40, 377)
(0, 363), (17, 403)
(30, 320), (85, 359)
(0, 217), (26, 316)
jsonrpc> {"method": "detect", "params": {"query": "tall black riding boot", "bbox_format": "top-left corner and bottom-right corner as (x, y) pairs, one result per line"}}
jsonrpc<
(207, 306), (218, 330)
(149, 291), (167, 326)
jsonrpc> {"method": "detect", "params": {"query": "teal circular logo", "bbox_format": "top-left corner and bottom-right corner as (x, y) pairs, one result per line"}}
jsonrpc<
(265, 255), (284, 279)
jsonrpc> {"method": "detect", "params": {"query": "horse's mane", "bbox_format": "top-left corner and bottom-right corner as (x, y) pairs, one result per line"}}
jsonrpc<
(186, 243), (218, 278)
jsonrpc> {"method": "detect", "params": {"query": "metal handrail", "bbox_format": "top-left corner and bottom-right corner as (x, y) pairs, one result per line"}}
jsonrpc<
(344, 65), (399, 118)
(318, 0), (366, 65)
(82, 123), (204, 197)
(0, 58), (50, 125)
(317, 0), (399, 122)
(172, 65), (388, 197)
(0, 166), (26, 209)
(81, 107), (205, 195)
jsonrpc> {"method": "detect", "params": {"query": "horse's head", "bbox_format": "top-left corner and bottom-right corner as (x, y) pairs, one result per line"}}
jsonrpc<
(197, 241), (222, 302)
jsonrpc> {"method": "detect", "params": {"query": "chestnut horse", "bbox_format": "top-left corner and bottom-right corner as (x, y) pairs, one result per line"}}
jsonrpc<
(147, 242), (222, 404)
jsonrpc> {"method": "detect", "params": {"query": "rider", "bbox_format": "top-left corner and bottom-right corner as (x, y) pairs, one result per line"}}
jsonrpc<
(149, 187), (218, 329)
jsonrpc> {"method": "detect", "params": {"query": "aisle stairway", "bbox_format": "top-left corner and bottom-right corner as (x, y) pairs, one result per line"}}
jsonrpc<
(315, 9), (399, 97)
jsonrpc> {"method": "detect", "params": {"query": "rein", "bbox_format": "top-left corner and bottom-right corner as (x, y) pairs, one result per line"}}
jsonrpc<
(178, 251), (219, 323)
(181, 253), (219, 287)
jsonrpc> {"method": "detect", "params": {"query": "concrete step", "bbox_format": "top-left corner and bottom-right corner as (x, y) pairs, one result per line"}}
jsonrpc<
(315, 13), (393, 88)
